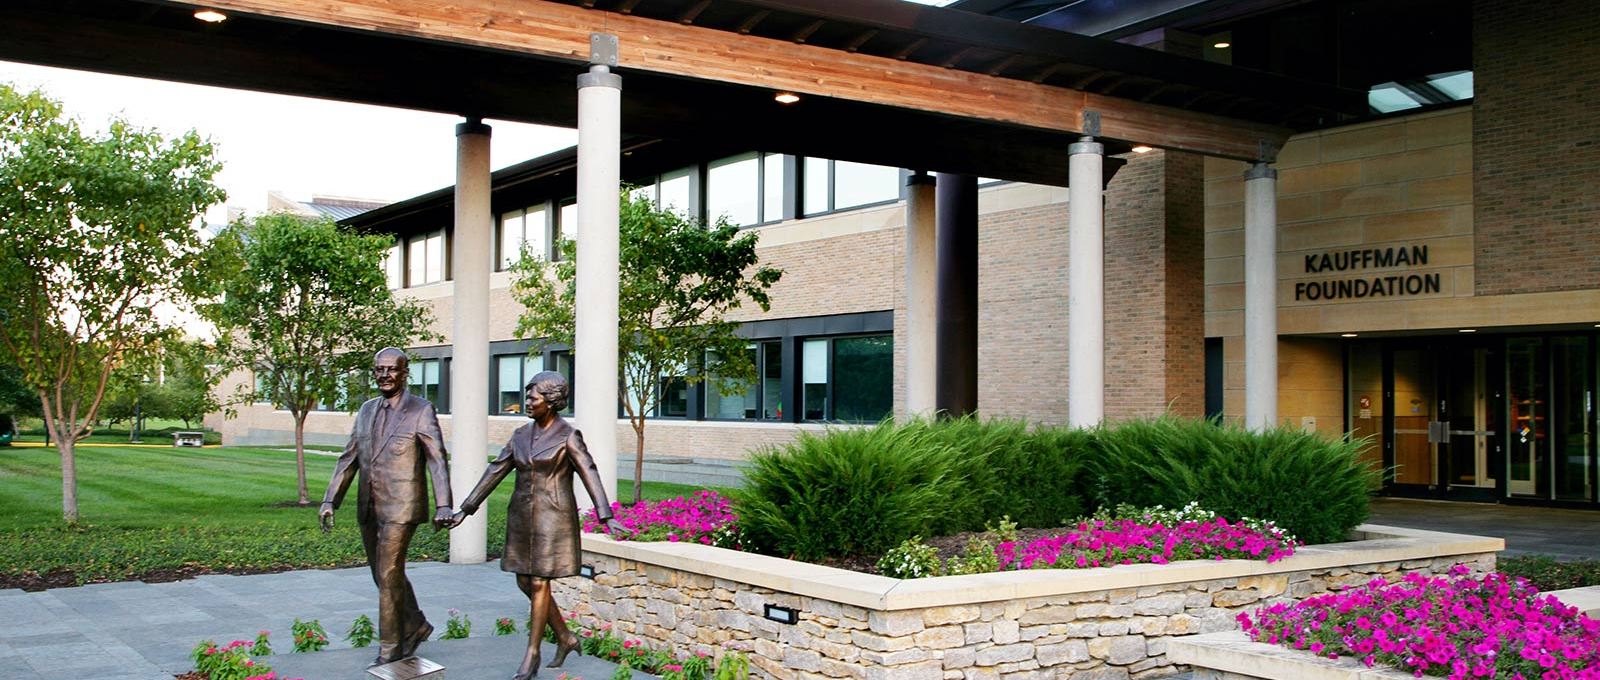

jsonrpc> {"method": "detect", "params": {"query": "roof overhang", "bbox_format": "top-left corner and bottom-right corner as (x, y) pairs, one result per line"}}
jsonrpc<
(1, 0), (1365, 185)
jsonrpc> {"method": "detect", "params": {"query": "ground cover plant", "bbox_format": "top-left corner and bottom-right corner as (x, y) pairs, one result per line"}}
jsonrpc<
(0, 444), (712, 588)
(582, 489), (741, 547)
(1498, 555), (1600, 591)
(1240, 566), (1600, 679)
(995, 502), (1297, 570)
(188, 638), (299, 680)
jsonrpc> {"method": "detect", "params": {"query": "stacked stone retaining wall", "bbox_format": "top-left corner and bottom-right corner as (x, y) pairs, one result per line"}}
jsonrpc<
(552, 526), (1501, 680)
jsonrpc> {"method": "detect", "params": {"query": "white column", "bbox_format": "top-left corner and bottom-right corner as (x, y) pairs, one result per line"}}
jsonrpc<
(573, 38), (622, 503)
(903, 173), (937, 419)
(1244, 162), (1279, 430)
(449, 118), (491, 564)
(1068, 137), (1105, 428)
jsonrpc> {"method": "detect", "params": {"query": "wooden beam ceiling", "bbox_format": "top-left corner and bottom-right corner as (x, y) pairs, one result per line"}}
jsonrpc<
(189, 0), (1291, 160)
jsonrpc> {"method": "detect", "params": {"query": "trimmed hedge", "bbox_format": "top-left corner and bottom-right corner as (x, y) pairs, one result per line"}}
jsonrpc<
(734, 416), (1378, 560)
(1088, 417), (1378, 545)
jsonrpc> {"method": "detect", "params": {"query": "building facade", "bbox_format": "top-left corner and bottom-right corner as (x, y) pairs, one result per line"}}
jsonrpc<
(209, 0), (1599, 508)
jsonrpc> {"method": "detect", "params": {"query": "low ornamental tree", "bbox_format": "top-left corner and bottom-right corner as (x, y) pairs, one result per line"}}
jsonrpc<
(511, 192), (782, 503)
(0, 84), (225, 522)
(205, 213), (436, 504)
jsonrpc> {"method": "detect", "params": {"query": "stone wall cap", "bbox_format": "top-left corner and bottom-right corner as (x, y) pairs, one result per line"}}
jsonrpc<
(1167, 631), (1416, 679)
(1546, 585), (1600, 617)
(580, 524), (1502, 611)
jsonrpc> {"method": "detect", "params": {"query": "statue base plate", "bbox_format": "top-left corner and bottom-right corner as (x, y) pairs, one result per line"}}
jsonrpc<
(367, 656), (445, 679)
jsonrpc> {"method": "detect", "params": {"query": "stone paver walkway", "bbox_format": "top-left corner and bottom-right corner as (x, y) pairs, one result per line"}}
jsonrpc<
(0, 561), (532, 680)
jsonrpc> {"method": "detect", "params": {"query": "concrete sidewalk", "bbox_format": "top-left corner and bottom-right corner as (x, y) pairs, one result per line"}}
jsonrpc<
(1368, 497), (1599, 560)
(0, 561), (535, 680)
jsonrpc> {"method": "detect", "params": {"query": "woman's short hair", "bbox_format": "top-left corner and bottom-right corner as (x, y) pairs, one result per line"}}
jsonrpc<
(525, 371), (569, 413)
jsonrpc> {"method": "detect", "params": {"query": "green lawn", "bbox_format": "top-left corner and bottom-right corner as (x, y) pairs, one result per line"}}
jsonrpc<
(0, 444), (714, 585)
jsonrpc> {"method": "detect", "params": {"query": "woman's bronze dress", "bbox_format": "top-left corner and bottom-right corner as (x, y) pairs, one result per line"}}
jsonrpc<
(458, 418), (613, 577)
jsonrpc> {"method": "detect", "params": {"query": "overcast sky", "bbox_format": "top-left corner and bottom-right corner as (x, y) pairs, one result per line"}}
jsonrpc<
(0, 60), (578, 224)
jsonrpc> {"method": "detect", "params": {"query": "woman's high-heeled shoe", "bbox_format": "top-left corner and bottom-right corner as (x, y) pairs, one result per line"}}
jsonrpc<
(547, 634), (582, 668)
(512, 660), (539, 679)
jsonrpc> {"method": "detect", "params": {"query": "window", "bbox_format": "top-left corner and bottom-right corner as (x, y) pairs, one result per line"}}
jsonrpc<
(381, 241), (402, 289)
(704, 341), (784, 420)
(630, 166), (696, 219)
(554, 201), (577, 261)
(628, 362), (687, 418)
(708, 154), (759, 227)
(763, 153), (786, 224)
(408, 358), (443, 411)
(498, 205), (548, 269)
(406, 230), (445, 286)
(802, 158), (901, 216)
(659, 171), (692, 216)
(552, 350), (574, 416)
(802, 335), (892, 422)
(495, 354), (541, 414)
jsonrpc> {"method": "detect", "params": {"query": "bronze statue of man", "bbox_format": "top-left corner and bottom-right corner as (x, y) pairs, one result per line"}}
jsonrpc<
(320, 347), (453, 666)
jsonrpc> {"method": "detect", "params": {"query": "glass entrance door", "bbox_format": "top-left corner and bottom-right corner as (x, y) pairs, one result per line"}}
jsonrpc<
(1439, 344), (1499, 499)
(1356, 339), (1502, 499)
(1505, 336), (1596, 501)
(1391, 347), (1438, 487)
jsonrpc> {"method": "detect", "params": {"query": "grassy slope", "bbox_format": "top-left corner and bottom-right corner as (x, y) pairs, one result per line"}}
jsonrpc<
(0, 445), (711, 583)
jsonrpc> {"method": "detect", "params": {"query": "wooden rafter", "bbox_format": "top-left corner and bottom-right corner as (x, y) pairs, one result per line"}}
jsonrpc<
(193, 0), (1290, 159)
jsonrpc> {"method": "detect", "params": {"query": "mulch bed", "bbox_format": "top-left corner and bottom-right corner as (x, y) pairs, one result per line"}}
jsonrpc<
(0, 563), (355, 593)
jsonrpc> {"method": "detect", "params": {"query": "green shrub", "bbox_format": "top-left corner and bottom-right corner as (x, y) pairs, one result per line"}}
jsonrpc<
(1087, 417), (1378, 545)
(892, 418), (1093, 531)
(735, 423), (971, 560)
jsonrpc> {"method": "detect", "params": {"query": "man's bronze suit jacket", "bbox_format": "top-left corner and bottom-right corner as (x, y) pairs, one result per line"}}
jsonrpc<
(323, 392), (452, 524)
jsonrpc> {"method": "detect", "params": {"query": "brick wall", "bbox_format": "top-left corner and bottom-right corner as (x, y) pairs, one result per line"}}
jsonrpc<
(978, 202), (1070, 424)
(1104, 150), (1206, 419)
(1473, 0), (1600, 295)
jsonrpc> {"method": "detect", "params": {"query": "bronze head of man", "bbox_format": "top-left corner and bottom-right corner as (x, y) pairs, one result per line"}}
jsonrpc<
(372, 346), (409, 399)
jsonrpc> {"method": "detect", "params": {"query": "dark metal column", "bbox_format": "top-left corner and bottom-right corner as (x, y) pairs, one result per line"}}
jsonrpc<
(935, 173), (979, 417)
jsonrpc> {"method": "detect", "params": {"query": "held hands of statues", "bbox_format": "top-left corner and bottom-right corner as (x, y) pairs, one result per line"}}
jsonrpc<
(318, 502), (335, 533)
(432, 506), (455, 531)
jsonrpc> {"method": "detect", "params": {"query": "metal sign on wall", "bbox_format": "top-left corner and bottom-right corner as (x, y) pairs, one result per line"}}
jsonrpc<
(1293, 244), (1442, 301)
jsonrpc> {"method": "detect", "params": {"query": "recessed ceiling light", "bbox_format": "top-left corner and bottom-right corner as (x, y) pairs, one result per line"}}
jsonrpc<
(774, 92), (800, 104)
(193, 9), (228, 23)
(1341, 333), (1358, 338)
(1213, 41), (1231, 49)
(1459, 329), (1476, 333)
(1131, 145), (1153, 154)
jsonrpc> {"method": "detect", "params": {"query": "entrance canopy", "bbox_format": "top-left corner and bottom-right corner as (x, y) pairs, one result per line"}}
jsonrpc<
(2, 0), (1363, 185)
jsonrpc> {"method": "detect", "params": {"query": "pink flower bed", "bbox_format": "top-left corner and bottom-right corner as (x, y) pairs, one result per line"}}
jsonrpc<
(995, 516), (1297, 570)
(582, 490), (740, 547)
(1239, 566), (1600, 679)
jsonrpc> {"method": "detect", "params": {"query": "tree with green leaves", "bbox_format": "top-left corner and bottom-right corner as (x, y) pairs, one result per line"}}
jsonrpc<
(0, 84), (225, 521)
(511, 193), (782, 503)
(205, 213), (437, 505)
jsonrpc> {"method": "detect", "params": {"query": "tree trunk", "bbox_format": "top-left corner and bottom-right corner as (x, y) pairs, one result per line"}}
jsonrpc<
(60, 432), (78, 524)
(294, 412), (310, 505)
(633, 420), (646, 505)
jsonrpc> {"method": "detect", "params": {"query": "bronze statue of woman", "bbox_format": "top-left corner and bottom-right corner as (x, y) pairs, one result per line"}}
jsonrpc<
(446, 371), (623, 680)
